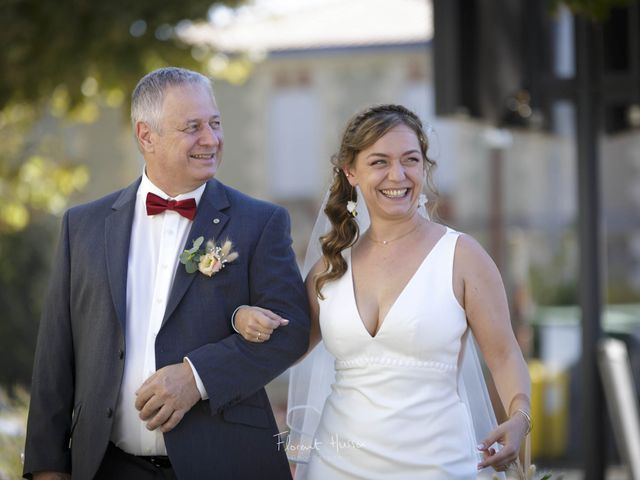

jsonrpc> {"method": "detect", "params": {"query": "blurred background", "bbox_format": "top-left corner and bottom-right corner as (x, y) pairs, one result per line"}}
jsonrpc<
(1, 0), (639, 478)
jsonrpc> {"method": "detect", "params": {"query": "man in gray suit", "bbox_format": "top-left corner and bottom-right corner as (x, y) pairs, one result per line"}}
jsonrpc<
(23, 67), (310, 479)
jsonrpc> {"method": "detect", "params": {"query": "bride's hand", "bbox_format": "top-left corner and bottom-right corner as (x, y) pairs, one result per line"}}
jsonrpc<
(476, 413), (528, 473)
(233, 306), (289, 343)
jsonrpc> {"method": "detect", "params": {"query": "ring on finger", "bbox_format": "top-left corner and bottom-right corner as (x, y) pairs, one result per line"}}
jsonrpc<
(257, 332), (262, 341)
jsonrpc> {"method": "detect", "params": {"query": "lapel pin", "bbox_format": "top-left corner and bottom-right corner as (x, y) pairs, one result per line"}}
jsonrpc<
(213, 218), (220, 224)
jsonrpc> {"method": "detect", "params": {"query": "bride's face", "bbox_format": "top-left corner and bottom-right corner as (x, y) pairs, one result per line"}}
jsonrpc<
(345, 124), (424, 222)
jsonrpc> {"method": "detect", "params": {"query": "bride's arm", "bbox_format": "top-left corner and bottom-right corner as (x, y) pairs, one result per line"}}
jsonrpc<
(232, 306), (288, 343)
(233, 260), (323, 355)
(453, 234), (531, 472)
(302, 264), (323, 352)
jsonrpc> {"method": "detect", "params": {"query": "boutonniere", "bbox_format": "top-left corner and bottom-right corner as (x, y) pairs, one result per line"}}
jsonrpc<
(179, 236), (239, 277)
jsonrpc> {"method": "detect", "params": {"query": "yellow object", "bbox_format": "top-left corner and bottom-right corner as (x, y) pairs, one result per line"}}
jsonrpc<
(544, 366), (569, 457)
(528, 360), (569, 460)
(529, 360), (546, 458)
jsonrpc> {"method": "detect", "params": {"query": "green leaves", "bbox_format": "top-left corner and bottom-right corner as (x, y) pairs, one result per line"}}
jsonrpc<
(190, 236), (204, 252)
(0, 0), (244, 110)
(179, 236), (205, 273)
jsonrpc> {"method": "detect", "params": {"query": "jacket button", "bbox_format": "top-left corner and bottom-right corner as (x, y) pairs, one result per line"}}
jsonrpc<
(118, 349), (124, 359)
(107, 408), (113, 418)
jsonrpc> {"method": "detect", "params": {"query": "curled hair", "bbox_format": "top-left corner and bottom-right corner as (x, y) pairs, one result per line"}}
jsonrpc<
(131, 67), (214, 134)
(315, 104), (437, 298)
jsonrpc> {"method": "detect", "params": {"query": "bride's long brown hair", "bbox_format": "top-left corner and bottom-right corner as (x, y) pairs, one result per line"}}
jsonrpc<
(314, 104), (437, 298)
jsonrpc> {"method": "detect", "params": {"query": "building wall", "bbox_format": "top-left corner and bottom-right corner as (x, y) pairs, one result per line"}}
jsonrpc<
(214, 45), (432, 195)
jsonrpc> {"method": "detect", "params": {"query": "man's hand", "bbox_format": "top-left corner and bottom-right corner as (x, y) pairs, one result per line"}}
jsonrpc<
(33, 472), (71, 480)
(135, 361), (201, 433)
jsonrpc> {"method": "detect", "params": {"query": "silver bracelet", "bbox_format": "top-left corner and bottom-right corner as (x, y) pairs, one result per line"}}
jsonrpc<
(231, 305), (249, 334)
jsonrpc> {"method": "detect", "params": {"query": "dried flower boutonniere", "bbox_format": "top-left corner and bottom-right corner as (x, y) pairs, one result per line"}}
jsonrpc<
(179, 236), (239, 277)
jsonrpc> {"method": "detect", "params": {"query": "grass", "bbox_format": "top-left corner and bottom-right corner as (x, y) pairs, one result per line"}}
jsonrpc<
(0, 386), (28, 480)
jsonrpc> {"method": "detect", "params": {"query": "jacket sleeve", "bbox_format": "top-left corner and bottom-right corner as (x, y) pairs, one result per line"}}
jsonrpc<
(23, 211), (75, 478)
(187, 206), (310, 412)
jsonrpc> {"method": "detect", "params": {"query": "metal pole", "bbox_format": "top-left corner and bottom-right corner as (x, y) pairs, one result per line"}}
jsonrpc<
(575, 15), (606, 480)
(484, 128), (512, 272)
(489, 146), (504, 272)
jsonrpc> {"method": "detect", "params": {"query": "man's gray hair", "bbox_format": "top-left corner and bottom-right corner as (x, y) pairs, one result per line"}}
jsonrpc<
(131, 67), (214, 132)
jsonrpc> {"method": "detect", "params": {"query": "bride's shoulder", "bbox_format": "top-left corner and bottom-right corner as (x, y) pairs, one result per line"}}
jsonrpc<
(304, 257), (330, 286)
(308, 258), (327, 277)
(452, 231), (499, 275)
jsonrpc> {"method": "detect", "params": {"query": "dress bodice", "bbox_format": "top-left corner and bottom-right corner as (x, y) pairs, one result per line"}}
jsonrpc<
(319, 228), (467, 375)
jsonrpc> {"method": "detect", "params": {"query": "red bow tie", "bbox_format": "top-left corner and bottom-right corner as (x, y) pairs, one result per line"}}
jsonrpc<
(145, 192), (197, 220)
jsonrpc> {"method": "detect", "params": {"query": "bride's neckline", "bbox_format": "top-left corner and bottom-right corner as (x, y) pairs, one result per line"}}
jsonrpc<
(348, 228), (449, 338)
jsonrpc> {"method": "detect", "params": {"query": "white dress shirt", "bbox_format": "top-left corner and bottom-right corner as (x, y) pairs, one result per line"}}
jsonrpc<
(111, 172), (208, 455)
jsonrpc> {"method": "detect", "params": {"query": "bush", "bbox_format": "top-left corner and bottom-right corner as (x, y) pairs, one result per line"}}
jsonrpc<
(0, 220), (56, 388)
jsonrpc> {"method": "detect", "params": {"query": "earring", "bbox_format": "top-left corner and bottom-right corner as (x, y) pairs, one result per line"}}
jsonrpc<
(346, 186), (358, 217)
(344, 172), (358, 217)
(347, 200), (357, 217)
(418, 193), (428, 207)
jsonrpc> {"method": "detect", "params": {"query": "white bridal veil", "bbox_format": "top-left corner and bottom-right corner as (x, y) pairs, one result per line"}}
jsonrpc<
(286, 188), (507, 479)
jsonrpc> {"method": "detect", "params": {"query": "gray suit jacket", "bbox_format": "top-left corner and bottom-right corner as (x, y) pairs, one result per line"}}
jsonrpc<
(23, 178), (310, 479)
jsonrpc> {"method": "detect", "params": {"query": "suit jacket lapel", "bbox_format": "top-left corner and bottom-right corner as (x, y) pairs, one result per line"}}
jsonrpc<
(105, 179), (140, 333)
(163, 179), (230, 325)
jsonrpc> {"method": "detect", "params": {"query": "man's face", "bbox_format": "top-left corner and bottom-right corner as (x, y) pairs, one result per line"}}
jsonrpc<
(143, 83), (223, 196)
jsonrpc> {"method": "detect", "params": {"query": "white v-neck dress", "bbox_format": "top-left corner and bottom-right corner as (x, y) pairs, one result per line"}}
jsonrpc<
(304, 229), (479, 479)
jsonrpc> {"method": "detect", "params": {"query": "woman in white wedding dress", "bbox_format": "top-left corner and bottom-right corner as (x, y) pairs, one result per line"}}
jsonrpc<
(234, 105), (531, 479)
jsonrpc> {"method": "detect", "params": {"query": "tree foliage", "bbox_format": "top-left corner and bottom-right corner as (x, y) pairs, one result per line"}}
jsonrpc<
(0, 103), (90, 233)
(0, 0), (243, 110)
(0, 222), (55, 387)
